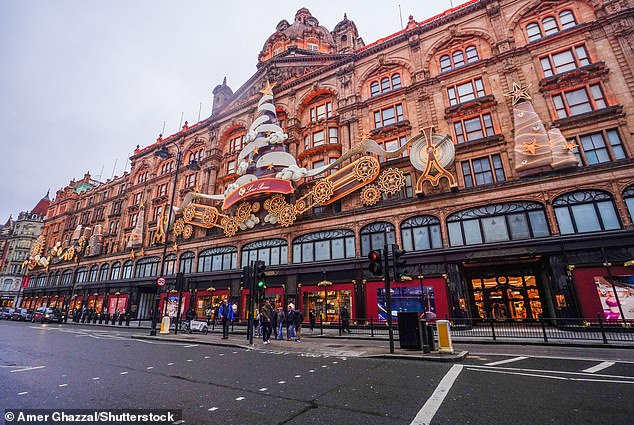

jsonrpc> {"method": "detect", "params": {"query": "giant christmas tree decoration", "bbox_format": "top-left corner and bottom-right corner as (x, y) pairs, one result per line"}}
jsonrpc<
(506, 82), (578, 176)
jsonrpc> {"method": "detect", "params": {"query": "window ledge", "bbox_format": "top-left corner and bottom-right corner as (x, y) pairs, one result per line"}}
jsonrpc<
(370, 120), (411, 138)
(539, 62), (607, 92)
(552, 105), (624, 130)
(298, 143), (342, 162)
(444, 95), (496, 119)
(454, 134), (505, 154)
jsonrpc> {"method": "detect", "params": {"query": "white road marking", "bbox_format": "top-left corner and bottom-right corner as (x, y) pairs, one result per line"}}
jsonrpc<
(183, 344), (199, 348)
(583, 361), (615, 374)
(294, 375), (301, 378)
(235, 397), (245, 401)
(168, 363), (174, 366)
(466, 364), (634, 380)
(321, 365), (328, 368)
(93, 377), (100, 380)
(309, 370), (315, 373)
(10, 366), (45, 373)
(232, 351), (238, 354)
(485, 356), (529, 366)
(62, 374), (67, 377)
(411, 364), (463, 425)
(469, 352), (634, 364)
(204, 356), (210, 359)
(467, 367), (634, 384)
(120, 372), (128, 375)
(259, 388), (267, 391)
(219, 354), (224, 356)
(332, 361), (338, 364)
(278, 381), (286, 384)
(146, 367), (154, 370)
(58, 384), (68, 387)
(173, 420), (185, 424)
(18, 391), (28, 395)
(186, 359), (193, 362)
(208, 407), (218, 411)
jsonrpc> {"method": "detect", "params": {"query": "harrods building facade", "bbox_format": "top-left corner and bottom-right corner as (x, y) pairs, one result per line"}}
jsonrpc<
(22, 0), (634, 323)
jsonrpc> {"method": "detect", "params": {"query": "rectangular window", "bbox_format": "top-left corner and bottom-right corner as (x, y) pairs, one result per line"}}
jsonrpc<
(569, 128), (626, 165)
(374, 104), (404, 128)
(328, 128), (338, 144)
(131, 192), (141, 206)
(447, 78), (486, 106)
(227, 160), (236, 174)
(129, 214), (138, 228)
(454, 113), (495, 143)
(552, 84), (607, 118)
(461, 154), (505, 188)
(540, 45), (590, 77)
(158, 183), (168, 197)
(313, 130), (325, 147)
(307, 43), (319, 52)
(185, 173), (197, 188)
(380, 136), (409, 161)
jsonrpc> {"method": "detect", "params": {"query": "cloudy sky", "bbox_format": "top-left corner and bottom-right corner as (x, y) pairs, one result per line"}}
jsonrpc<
(0, 0), (455, 221)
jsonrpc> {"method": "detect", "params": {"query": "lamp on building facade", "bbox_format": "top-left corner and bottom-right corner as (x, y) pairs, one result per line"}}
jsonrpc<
(149, 141), (200, 336)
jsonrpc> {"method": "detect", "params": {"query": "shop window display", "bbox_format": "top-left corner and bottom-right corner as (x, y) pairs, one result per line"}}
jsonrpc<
(376, 286), (435, 321)
(302, 289), (351, 322)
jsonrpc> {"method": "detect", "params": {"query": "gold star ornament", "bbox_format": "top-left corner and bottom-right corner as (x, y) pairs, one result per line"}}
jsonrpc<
(522, 140), (542, 155)
(504, 82), (532, 105)
(563, 141), (578, 152)
(267, 163), (275, 170)
(259, 80), (276, 96)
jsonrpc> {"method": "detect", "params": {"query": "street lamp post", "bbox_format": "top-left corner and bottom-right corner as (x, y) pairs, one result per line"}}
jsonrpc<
(150, 142), (200, 336)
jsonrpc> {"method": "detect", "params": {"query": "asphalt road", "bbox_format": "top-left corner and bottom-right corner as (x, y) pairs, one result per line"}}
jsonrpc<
(1, 321), (633, 425)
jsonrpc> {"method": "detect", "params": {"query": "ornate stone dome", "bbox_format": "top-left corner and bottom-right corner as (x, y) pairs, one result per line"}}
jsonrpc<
(259, 8), (336, 62)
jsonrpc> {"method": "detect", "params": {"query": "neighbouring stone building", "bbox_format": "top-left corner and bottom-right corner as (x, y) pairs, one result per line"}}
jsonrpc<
(23, 0), (634, 324)
(0, 193), (50, 307)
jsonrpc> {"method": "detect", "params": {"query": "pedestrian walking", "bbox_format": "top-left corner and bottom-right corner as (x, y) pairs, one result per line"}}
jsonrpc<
(260, 299), (273, 344)
(276, 307), (285, 340)
(205, 306), (212, 326)
(340, 305), (351, 334)
(309, 309), (316, 333)
(218, 299), (234, 339)
(185, 308), (195, 334)
(294, 306), (303, 342)
(286, 304), (296, 340)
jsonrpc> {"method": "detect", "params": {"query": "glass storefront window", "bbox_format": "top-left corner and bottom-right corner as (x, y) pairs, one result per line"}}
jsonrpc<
(302, 289), (351, 322)
(471, 274), (543, 320)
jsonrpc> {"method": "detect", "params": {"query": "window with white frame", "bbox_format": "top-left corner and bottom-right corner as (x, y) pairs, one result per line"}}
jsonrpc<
(447, 78), (486, 106)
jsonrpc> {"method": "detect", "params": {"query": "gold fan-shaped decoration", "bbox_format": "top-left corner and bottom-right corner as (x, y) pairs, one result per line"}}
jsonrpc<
(378, 168), (406, 195)
(361, 185), (382, 206)
(312, 179), (335, 204)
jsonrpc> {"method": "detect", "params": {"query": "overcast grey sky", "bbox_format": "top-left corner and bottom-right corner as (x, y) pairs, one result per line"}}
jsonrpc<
(0, 0), (455, 221)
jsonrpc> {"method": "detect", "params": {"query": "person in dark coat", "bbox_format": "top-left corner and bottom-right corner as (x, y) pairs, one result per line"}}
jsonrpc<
(340, 305), (351, 334)
(294, 306), (303, 342)
(185, 308), (195, 334)
(309, 310), (316, 333)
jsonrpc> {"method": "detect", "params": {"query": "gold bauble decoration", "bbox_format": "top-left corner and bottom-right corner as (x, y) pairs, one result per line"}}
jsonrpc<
(251, 202), (261, 213)
(236, 202), (252, 222)
(265, 194), (286, 214)
(294, 199), (307, 214)
(223, 217), (239, 237)
(200, 207), (218, 227)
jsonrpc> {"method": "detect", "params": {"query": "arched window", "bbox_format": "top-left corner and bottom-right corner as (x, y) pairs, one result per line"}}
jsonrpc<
(452, 50), (465, 68)
(624, 185), (634, 222)
(380, 77), (390, 92)
(553, 190), (621, 235)
(135, 257), (160, 278)
(111, 262), (121, 280)
(122, 261), (133, 279)
(293, 230), (355, 263)
(391, 73), (402, 89)
(61, 270), (73, 285)
(99, 264), (110, 281)
(447, 202), (550, 246)
(440, 55), (452, 72)
(370, 81), (380, 96)
(241, 239), (288, 266)
(198, 246), (238, 272)
(400, 216), (443, 251)
(53, 271), (61, 286)
(559, 10), (576, 29)
(360, 222), (396, 256)
(165, 254), (177, 276)
(465, 45), (479, 63)
(542, 16), (559, 35)
(88, 265), (99, 282)
(37, 274), (47, 287)
(526, 22), (542, 41)
(179, 252), (195, 274)
(76, 267), (87, 283)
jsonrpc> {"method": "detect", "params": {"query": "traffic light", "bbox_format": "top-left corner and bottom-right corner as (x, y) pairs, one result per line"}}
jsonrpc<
(255, 261), (266, 288)
(240, 266), (250, 287)
(368, 249), (383, 276)
(393, 247), (408, 281)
